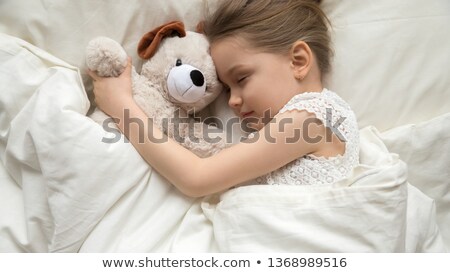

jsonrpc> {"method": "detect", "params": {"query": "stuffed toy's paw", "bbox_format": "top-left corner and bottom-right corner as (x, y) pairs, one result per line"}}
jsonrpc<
(86, 37), (127, 77)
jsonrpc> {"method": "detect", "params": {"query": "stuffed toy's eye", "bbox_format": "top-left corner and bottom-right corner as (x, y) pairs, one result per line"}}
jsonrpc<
(176, 59), (182, 66)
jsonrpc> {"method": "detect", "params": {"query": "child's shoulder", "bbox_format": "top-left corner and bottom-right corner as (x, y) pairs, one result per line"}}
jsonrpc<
(278, 88), (354, 118)
(276, 88), (359, 144)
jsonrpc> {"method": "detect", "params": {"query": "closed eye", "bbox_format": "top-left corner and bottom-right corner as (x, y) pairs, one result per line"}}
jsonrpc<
(237, 76), (247, 84)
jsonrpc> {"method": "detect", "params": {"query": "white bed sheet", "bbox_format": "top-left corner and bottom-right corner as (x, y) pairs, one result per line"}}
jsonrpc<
(380, 113), (450, 247)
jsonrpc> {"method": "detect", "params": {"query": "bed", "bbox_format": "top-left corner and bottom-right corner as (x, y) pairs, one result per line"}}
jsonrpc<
(0, 0), (449, 252)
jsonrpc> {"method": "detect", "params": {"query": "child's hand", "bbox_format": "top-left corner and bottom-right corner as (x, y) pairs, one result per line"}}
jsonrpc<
(87, 57), (134, 119)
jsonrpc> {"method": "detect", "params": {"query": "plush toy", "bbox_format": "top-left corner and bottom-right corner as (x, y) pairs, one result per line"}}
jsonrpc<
(86, 21), (229, 157)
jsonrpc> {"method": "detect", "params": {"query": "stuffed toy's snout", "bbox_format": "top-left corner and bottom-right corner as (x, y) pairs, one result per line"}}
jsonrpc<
(167, 59), (206, 103)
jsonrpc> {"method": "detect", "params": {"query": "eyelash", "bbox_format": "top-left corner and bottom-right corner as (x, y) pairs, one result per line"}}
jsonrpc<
(237, 76), (246, 83)
(222, 75), (248, 92)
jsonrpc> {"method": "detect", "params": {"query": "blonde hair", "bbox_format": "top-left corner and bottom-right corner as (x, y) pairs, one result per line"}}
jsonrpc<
(203, 0), (332, 75)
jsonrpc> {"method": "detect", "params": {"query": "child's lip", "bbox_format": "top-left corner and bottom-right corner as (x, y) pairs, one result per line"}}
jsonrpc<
(241, 111), (254, 118)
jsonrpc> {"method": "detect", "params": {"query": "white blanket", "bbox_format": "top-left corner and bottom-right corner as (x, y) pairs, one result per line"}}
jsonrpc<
(0, 34), (215, 252)
(202, 128), (445, 252)
(0, 34), (446, 252)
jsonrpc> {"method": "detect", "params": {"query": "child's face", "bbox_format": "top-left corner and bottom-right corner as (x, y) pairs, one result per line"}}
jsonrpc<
(211, 37), (302, 130)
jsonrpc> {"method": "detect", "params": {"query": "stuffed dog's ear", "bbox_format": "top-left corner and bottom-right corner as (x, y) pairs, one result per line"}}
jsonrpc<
(138, 21), (186, 59)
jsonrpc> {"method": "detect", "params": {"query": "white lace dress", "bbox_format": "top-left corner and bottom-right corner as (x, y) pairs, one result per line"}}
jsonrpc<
(250, 88), (359, 186)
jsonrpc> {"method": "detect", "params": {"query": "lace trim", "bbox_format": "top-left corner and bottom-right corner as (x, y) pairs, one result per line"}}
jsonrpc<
(253, 89), (359, 186)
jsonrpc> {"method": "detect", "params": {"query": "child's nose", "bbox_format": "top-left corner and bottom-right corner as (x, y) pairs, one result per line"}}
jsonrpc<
(228, 93), (242, 109)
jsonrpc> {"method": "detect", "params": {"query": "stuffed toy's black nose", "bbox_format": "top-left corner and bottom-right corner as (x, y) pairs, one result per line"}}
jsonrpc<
(190, 70), (205, 87)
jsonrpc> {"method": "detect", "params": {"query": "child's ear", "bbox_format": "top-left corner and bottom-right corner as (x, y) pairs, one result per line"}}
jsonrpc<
(290, 41), (312, 80)
(196, 21), (205, 34)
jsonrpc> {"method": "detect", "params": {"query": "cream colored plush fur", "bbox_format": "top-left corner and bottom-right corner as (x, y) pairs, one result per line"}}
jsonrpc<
(86, 32), (229, 157)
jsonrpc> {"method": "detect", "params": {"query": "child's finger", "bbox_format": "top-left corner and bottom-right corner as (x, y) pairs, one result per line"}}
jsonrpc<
(87, 69), (99, 81)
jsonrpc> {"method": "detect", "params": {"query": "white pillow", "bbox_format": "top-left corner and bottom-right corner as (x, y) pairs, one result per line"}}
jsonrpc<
(2, 0), (448, 131)
(322, 0), (450, 131)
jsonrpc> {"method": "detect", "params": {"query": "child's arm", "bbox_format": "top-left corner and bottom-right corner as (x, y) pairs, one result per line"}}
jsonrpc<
(89, 60), (322, 197)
